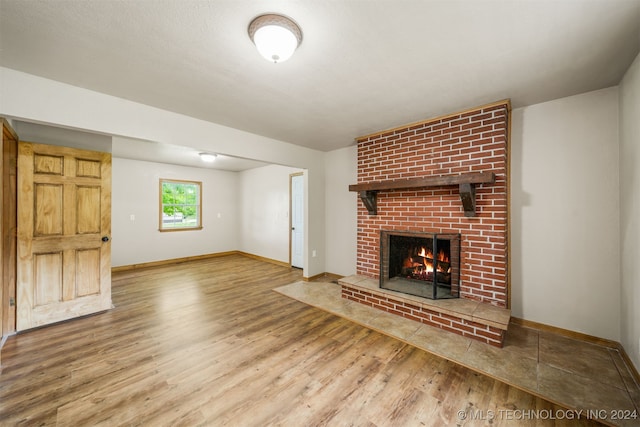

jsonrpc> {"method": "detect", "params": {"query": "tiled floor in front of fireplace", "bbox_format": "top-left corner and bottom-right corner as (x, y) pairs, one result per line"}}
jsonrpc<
(274, 280), (640, 427)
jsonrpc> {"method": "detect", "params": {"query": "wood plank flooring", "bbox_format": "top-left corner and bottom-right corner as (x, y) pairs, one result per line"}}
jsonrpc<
(0, 255), (602, 426)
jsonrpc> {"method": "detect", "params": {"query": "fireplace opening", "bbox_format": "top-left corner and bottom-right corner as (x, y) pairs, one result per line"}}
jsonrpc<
(380, 231), (460, 299)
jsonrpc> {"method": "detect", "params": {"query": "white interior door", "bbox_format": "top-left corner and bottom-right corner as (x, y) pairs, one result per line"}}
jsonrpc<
(290, 173), (304, 269)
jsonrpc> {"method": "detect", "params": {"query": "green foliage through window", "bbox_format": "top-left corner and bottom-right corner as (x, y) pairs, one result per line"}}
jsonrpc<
(159, 179), (202, 231)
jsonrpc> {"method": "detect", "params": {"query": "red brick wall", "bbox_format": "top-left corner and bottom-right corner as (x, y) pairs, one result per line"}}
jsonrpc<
(355, 101), (509, 307)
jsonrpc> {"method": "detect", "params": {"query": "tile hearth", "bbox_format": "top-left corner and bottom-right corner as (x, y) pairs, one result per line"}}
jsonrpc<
(340, 274), (510, 347)
(274, 281), (640, 427)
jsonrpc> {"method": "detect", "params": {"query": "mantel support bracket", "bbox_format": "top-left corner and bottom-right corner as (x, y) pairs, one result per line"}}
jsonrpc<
(350, 172), (494, 217)
(359, 186), (478, 217)
(359, 191), (378, 215)
(459, 183), (476, 217)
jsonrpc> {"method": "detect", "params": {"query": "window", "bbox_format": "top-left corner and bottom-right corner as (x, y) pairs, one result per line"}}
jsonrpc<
(159, 179), (202, 231)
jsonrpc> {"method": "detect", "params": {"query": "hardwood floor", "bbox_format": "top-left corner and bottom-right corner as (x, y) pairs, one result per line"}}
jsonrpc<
(0, 255), (602, 426)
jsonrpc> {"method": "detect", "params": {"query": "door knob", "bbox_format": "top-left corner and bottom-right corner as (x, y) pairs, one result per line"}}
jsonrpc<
(102, 236), (110, 242)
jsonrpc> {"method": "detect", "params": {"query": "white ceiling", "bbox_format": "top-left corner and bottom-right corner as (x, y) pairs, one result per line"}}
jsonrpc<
(1, 0), (639, 160)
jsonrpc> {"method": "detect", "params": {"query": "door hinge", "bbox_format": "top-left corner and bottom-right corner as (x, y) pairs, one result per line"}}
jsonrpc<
(9, 297), (15, 307)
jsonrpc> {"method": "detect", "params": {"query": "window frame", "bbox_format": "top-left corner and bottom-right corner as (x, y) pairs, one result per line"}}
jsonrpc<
(158, 178), (203, 232)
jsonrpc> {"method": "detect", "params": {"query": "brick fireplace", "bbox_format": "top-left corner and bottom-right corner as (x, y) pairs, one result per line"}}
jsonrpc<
(341, 100), (511, 347)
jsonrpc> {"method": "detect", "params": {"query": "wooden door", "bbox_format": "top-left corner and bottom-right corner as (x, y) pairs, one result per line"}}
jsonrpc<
(17, 142), (112, 331)
(2, 119), (18, 338)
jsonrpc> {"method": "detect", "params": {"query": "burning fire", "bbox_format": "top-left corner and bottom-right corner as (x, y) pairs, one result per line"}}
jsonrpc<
(416, 247), (448, 262)
(415, 247), (449, 272)
(403, 246), (451, 281)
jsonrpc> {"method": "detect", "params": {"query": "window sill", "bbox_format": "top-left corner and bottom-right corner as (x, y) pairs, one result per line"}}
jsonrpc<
(158, 226), (203, 232)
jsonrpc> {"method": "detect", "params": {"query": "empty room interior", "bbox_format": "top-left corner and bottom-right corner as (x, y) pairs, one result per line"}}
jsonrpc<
(1, 1), (640, 425)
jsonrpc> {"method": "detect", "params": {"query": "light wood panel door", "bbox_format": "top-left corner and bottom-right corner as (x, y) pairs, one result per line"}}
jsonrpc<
(17, 142), (112, 331)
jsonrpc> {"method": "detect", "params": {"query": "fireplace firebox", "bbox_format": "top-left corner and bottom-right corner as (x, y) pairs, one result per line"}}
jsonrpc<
(380, 230), (461, 300)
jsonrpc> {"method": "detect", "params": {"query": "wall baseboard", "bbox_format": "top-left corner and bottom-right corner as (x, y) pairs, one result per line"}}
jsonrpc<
(511, 317), (640, 386)
(113, 254), (350, 283)
(511, 317), (619, 347)
(235, 251), (290, 269)
(111, 251), (240, 272)
(303, 272), (343, 282)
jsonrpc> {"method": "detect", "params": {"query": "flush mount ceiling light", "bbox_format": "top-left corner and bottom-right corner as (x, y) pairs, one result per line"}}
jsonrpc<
(199, 153), (217, 162)
(248, 13), (303, 63)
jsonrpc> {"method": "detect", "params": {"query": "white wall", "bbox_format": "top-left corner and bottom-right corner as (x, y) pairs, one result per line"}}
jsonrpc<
(325, 146), (358, 276)
(619, 52), (640, 370)
(306, 161), (327, 277)
(511, 87), (621, 340)
(0, 67), (327, 277)
(238, 164), (302, 264)
(114, 159), (306, 271)
(111, 157), (238, 267)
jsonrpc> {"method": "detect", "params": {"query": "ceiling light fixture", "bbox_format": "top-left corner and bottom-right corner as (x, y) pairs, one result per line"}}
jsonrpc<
(199, 153), (217, 162)
(248, 13), (302, 63)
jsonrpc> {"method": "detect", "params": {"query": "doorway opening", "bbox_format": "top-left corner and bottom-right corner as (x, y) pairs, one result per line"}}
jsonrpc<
(289, 173), (304, 269)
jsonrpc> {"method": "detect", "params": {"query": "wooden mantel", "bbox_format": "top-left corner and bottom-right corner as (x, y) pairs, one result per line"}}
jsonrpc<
(348, 171), (495, 217)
